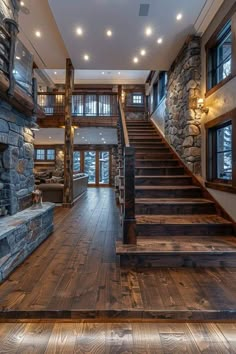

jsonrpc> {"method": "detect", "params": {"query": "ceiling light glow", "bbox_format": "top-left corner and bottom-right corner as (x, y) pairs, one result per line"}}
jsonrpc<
(145, 27), (152, 36)
(20, 1), (24, 6)
(176, 13), (183, 21)
(157, 37), (163, 44)
(140, 49), (146, 56)
(133, 57), (139, 63)
(35, 31), (41, 37)
(84, 54), (90, 61)
(118, 72), (121, 75)
(54, 71), (57, 75)
(102, 71), (105, 75)
(106, 29), (113, 37)
(76, 27), (83, 36)
(15, 56), (21, 60)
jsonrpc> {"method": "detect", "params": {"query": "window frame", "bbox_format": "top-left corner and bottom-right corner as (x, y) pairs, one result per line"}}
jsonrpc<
(205, 5), (236, 97)
(205, 109), (236, 193)
(35, 148), (56, 162)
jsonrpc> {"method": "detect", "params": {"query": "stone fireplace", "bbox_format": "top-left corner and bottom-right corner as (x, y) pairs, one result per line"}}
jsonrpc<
(0, 101), (35, 216)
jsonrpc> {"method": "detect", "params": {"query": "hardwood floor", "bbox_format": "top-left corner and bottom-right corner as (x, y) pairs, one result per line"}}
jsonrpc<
(0, 322), (236, 353)
(0, 189), (236, 321)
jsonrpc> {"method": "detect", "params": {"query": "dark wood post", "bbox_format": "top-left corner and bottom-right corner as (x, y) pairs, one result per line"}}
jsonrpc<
(123, 146), (136, 244)
(63, 58), (74, 207)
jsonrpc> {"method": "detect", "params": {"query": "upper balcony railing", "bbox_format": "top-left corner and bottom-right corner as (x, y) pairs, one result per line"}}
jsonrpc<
(38, 92), (119, 117)
(0, 19), (34, 97)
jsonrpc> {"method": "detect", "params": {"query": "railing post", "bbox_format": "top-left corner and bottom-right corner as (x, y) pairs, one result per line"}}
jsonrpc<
(123, 146), (136, 244)
(4, 18), (19, 97)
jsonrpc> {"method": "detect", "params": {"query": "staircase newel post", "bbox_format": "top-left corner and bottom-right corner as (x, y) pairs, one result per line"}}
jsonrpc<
(123, 146), (136, 244)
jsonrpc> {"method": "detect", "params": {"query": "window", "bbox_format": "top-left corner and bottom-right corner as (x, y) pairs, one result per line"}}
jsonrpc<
(35, 148), (55, 161)
(207, 20), (232, 90)
(72, 95), (83, 116)
(73, 151), (81, 172)
(132, 93), (143, 105)
(216, 123), (232, 181)
(35, 149), (45, 160)
(158, 71), (167, 101)
(46, 149), (55, 160)
(99, 151), (109, 184)
(99, 95), (111, 116)
(85, 94), (97, 116)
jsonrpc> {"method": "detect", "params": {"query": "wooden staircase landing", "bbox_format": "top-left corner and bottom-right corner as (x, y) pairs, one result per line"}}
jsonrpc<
(117, 120), (236, 267)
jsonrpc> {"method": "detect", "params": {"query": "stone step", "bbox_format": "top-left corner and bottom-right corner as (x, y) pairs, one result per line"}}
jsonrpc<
(135, 159), (180, 167)
(135, 166), (185, 176)
(135, 175), (192, 186)
(136, 215), (234, 236)
(135, 198), (216, 215)
(135, 185), (203, 198)
(117, 236), (236, 267)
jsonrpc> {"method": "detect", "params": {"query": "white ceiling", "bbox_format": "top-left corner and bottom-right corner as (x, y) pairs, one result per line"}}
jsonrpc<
(34, 127), (118, 145)
(18, 0), (223, 72)
(42, 69), (149, 85)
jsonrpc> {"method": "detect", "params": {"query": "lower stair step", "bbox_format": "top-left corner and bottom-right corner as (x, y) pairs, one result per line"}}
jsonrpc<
(116, 236), (236, 267)
(135, 175), (192, 186)
(136, 215), (234, 236)
(135, 198), (216, 215)
(136, 185), (203, 198)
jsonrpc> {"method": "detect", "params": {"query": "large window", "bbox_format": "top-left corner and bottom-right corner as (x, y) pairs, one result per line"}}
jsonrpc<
(132, 93), (143, 105)
(73, 151), (81, 172)
(206, 114), (236, 191)
(84, 151), (96, 183)
(207, 20), (232, 91)
(216, 122), (232, 181)
(35, 148), (55, 161)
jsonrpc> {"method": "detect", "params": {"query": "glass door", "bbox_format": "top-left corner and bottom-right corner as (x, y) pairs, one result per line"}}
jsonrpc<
(84, 151), (96, 184)
(99, 151), (110, 185)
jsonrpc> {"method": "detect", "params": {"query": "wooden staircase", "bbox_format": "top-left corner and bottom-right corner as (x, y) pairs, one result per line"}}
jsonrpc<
(117, 120), (236, 267)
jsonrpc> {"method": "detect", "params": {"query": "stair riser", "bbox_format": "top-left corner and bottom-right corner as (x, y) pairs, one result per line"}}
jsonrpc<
(136, 153), (173, 159)
(135, 204), (216, 215)
(134, 148), (170, 153)
(137, 224), (234, 237)
(120, 254), (236, 268)
(135, 160), (180, 167)
(135, 177), (192, 186)
(135, 167), (185, 176)
(136, 189), (203, 198)
(131, 144), (166, 148)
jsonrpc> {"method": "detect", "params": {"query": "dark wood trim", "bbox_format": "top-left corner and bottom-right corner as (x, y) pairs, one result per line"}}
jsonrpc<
(206, 181), (236, 193)
(205, 3), (236, 96)
(205, 74), (236, 98)
(204, 108), (236, 128)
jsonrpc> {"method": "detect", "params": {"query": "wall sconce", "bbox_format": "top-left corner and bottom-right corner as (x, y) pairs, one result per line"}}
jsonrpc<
(121, 91), (125, 103)
(197, 98), (209, 114)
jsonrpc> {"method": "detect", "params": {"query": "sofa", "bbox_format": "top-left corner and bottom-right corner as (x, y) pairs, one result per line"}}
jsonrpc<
(38, 174), (88, 204)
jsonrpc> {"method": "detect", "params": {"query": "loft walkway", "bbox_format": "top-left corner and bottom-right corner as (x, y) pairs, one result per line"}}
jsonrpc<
(0, 189), (236, 321)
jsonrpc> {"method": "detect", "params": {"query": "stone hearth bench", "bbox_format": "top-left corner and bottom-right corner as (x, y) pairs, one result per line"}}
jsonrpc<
(0, 203), (55, 283)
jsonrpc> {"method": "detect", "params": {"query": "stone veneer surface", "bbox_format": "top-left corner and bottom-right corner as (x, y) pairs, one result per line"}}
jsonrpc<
(0, 202), (54, 282)
(165, 36), (202, 174)
(0, 99), (35, 215)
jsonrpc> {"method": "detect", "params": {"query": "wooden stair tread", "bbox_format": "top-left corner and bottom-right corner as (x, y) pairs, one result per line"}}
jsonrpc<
(135, 198), (214, 204)
(135, 185), (200, 190)
(136, 214), (232, 225)
(116, 236), (236, 254)
(135, 175), (191, 178)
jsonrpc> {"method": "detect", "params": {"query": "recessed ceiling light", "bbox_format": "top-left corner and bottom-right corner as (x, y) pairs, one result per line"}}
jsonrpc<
(85, 139), (88, 142)
(77, 133), (79, 135)
(99, 132), (102, 135)
(176, 13), (183, 21)
(35, 31), (41, 37)
(49, 136), (52, 139)
(102, 71), (105, 75)
(133, 57), (139, 63)
(157, 37), (163, 44)
(76, 27), (83, 36)
(145, 27), (152, 36)
(106, 29), (113, 37)
(20, 1), (24, 6)
(54, 71), (57, 75)
(103, 141), (106, 144)
(140, 49), (146, 56)
(15, 56), (21, 60)
(82, 136), (85, 139)
(118, 72), (121, 75)
(101, 138), (105, 141)
(84, 54), (90, 61)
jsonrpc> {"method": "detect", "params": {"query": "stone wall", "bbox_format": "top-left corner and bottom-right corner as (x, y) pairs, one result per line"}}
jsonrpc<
(0, 203), (54, 282)
(165, 36), (202, 174)
(0, 100), (35, 215)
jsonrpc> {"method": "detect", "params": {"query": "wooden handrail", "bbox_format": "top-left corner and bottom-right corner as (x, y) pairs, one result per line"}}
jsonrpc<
(118, 98), (130, 147)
